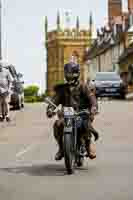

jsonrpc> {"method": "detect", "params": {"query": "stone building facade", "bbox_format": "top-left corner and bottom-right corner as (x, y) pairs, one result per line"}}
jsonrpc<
(84, 0), (133, 81)
(45, 14), (92, 96)
(85, 29), (125, 80)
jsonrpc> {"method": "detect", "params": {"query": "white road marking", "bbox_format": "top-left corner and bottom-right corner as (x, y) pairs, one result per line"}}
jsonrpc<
(16, 144), (36, 158)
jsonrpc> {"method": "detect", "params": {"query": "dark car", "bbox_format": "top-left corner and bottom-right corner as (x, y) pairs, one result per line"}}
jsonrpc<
(92, 72), (127, 99)
(10, 78), (24, 109)
(4, 65), (24, 109)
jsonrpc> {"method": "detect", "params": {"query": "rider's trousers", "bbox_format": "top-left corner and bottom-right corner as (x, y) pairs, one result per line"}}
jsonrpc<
(53, 117), (95, 146)
(0, 94), (10, 117)
(53, 118), (64, 149)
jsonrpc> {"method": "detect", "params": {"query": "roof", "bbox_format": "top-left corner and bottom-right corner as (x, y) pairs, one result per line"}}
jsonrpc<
(85, 29), (125, 61)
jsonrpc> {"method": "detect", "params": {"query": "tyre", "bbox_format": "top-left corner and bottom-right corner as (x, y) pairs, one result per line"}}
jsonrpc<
(21, 103), (24, 108)
(120, 85), (127, 100)
(16, 103), (21, 110)
(21, 95), (24, 108)
(120, 92), (126, 100)
(64, 133), (74, 174)
(76, 156), (84, 167)
(15, 100), (21, 110)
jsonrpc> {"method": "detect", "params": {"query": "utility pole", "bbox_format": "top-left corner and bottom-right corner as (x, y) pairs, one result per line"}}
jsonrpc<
(0, 0), (2, 60)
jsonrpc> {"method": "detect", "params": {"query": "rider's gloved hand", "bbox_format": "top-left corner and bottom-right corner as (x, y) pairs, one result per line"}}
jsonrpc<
(46, 109), (53, 118)
(90, 106), (97, 122)
(90, 114), (94, 122)
(91, 106), (97, 115)
(57, 110), (63, 118)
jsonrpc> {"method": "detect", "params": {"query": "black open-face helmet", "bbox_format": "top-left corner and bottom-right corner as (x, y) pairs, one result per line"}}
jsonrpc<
(64, 62), (80, 84)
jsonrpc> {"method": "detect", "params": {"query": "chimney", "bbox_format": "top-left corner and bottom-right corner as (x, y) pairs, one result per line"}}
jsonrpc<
(128, 0), (133, 12)
(122, 16), (126, 31)
(108, 0), (122, 25)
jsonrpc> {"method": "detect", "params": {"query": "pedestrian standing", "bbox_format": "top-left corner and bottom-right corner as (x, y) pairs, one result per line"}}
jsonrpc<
(0, 63), (12, 121)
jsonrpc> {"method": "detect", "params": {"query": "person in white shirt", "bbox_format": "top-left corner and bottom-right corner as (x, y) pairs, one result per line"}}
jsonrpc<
(0, 64), (12, 121)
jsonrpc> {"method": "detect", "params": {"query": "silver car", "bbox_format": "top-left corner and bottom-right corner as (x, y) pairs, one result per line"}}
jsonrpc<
(10, 78), (24, 109)
(5, 65), (24, 109)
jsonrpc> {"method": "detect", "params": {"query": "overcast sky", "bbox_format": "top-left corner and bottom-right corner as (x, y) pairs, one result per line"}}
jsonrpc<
(1, 0), (127, 92)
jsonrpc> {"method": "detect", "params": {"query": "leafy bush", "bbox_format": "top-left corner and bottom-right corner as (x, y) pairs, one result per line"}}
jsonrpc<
(55, 80), (65, 85)
(36, 95), (44, 102)
(24, 85), (48, 103)
(24, 93), (48, 103)
(24, 85), (39, 97)
(24, 96), (37, 103)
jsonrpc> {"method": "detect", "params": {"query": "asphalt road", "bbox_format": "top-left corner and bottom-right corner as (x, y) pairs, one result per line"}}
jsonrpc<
(0, 101), (133, 200)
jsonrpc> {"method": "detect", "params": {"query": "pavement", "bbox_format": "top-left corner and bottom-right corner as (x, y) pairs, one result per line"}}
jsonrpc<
(0, 101), (133, 200)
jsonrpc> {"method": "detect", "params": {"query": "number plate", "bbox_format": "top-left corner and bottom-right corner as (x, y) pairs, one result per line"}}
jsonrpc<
(106, 88), (116, 92)
(64, 127), (72, 132)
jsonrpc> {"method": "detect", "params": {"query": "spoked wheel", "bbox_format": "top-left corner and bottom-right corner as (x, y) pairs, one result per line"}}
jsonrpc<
(64, 134), (74, 175)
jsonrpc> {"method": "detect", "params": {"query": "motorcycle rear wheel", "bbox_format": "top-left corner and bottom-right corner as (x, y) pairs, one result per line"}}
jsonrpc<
(76, 156), (84, 167)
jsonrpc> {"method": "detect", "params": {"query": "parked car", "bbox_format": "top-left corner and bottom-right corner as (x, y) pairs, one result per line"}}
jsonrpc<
(4, 65), (24, 109)
(92, 72), (127, 99)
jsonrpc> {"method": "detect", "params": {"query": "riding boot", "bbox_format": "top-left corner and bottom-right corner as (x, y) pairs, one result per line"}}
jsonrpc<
(53, 121), (64, 161)
(55, 139), (64, 161)
(85, 139), (96, 159)
(89, 125), (99, 141)
(0, 115), (4, 122)
(5, 116), (11, 122)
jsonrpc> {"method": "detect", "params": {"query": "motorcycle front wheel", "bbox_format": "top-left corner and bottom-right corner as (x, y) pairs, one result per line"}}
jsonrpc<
(64, 133), (74, 174)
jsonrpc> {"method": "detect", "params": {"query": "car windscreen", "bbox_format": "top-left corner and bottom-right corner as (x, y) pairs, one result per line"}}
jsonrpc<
(95, 73), (120, 81)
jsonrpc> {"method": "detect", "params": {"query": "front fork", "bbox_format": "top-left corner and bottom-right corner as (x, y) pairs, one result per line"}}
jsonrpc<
(73, 119), (85, 160)
(73, 119), (77, 154)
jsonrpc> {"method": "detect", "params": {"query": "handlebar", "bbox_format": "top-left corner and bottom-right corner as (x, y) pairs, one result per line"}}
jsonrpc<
(44, 97), (57, 109)
(45, 97), (91, 116)
(75, 110), (90, 116)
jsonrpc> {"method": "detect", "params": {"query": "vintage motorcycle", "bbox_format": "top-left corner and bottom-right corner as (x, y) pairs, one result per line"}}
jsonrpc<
(45, 97), (91, 175)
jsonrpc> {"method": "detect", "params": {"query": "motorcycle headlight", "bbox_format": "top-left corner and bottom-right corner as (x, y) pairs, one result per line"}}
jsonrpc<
(64, 107), (74, 116)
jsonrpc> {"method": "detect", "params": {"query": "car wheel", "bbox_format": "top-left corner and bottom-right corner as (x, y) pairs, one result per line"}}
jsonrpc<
(16, 105), (21, 110)
(120, 93), (126, 100)
(16, 99), (21, 110)
(21, 103), (24, 108)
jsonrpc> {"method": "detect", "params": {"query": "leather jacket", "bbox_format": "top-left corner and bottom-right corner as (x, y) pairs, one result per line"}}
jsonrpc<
(46, 82), (97, 116)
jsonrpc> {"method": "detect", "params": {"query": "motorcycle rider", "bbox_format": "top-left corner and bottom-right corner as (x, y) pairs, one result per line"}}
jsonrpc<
(46, 55), (99, 161)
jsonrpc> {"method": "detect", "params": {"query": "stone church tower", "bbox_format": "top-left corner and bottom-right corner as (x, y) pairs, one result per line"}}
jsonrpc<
(45, 13), (92, 96)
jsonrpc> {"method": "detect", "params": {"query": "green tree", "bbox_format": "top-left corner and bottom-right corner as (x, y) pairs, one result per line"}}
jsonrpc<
(24, 85), (39, 97)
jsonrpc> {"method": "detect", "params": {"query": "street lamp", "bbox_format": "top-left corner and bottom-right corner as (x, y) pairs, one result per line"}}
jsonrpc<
(0, 0), (2, 60)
